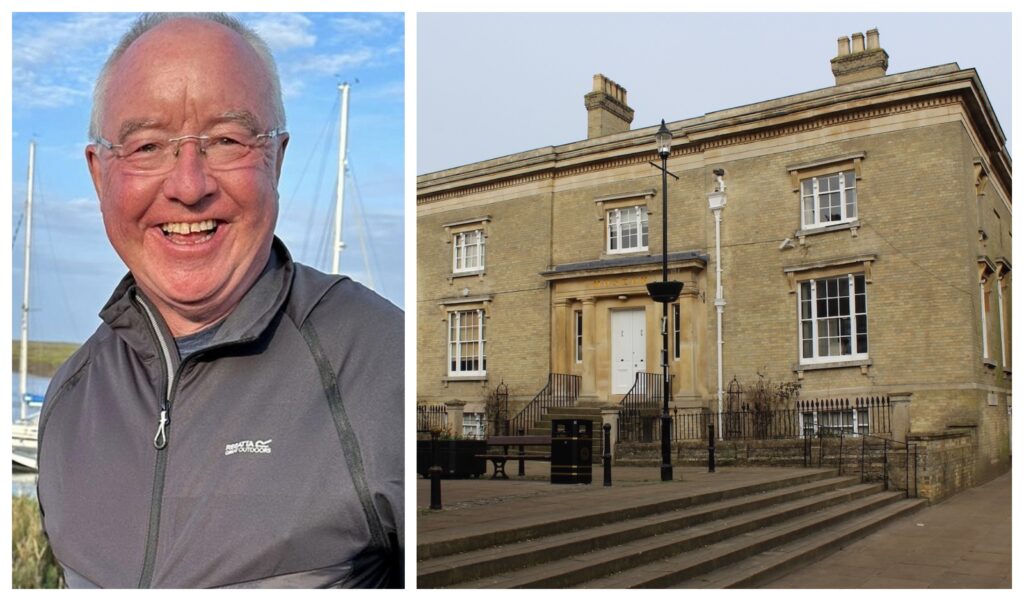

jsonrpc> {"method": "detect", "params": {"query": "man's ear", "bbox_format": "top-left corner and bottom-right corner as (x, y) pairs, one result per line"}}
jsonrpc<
(85, 145), (105, 207)
(274, 134), (289, 183)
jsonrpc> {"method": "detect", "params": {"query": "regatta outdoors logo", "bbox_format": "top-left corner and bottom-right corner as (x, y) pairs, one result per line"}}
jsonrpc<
(224, 439), (273, 456)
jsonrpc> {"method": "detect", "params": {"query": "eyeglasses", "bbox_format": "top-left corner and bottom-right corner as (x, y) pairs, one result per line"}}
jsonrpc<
(92, 127), (286, 174)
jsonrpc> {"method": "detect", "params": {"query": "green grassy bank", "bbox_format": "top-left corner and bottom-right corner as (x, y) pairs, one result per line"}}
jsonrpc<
(11, 341), (80, 378)
(12, 496), (64, 588)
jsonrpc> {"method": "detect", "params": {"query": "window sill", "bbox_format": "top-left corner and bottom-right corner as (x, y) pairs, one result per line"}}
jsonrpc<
(796, 220), (860, 245)
(983, 358), (997, 369)
(603, 249), (650, 259)
(443, 375), (489, 384)
(793, 358), (872, 378)
(449, 269), (485, 281)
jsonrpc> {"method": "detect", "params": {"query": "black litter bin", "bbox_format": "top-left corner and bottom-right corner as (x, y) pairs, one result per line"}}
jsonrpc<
(551, 419), (593, 484)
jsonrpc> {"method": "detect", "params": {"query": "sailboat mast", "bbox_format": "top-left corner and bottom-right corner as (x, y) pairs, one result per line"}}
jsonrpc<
(331, 82), (350, 275)
(19, 141), (35, 421)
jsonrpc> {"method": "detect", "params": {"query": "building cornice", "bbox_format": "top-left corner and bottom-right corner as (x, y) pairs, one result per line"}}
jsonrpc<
(418, 66), (1010, 207)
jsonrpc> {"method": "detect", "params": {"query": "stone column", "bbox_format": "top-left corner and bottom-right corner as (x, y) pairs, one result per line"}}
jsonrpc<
(445, 399), (466, 437)
(889, 392), (912, 443)
(579, 297), (599, 403)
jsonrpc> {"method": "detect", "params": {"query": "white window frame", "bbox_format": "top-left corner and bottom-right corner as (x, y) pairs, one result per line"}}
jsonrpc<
(800, 170), (857, 230)
(574, 310), (583, 363)
(672, 303), (681, 360)
(798, 273), (868, 364)
(607, 205), (648, 254)
(448, 309), (486, 376)
(452, 229), (485, 273)
(800, 408), (869, 436)
(463, 412), (487, 440)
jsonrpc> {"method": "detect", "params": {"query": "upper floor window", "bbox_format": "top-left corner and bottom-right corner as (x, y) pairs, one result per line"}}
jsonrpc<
(607, 205), (648, 253)
(801, 170), (857, 229)
(453, 229), (485, 273)
(799, 273), (868, 363)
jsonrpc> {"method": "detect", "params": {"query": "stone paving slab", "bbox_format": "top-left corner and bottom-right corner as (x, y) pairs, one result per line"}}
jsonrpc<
(765, 470), (1011, 589)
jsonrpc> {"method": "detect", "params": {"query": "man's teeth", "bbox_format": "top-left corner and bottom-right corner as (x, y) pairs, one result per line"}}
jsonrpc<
(161, 220), (218, 235)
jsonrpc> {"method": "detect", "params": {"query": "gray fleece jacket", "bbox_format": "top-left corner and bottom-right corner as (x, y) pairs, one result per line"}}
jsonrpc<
(37, 239), (403, 588)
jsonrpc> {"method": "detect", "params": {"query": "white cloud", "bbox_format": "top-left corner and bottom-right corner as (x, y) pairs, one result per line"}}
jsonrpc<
(291, 48), (377, 76)
(13, 13), (134, 110)
(246, 13), (316, 52)
(332, 16), (389, 38)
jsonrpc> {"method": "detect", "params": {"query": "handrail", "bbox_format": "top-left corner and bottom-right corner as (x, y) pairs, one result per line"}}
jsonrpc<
(813, 427), (917, 498)
(508, 373), (580, 435)
(619, 372), (671, 411)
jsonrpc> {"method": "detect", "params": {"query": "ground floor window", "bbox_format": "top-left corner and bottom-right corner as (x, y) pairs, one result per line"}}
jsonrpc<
(463, 412), (486, 439)
(801, 408), (869, 436)
(799, 273), (868, 363)
(574, 310), (583, 363)
(672, 303), (680, 360)
(448, 309), (486, 376)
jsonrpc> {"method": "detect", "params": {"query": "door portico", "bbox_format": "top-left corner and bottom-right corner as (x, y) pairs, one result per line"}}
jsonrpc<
(544, 253), (708, 405)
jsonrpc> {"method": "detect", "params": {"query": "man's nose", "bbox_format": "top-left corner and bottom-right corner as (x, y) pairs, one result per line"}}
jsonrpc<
(161, 140), (217, 205)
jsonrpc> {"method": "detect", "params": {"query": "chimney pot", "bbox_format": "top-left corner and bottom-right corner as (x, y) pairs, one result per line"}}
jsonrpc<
(866, 28), (880, 50)
(852, 32), (865, 53)
(837, 36), (851, 56)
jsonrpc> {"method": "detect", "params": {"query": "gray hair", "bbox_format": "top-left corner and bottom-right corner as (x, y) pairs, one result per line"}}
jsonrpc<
(89, 12), (286, 139)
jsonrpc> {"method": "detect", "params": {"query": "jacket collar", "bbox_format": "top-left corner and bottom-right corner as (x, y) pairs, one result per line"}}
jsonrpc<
(99, 238), (296, 359)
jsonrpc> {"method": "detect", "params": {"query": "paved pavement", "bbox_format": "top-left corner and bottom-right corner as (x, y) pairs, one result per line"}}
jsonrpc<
(416, 462), (1011, 588)
(767, 470), (1012, 588)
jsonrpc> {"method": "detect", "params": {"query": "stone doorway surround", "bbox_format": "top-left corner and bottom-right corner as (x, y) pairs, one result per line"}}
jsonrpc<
(542, 252), (708, 406)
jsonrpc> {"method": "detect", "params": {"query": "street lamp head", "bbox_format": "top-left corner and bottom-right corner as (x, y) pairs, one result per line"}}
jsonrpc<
(655, 119), (672, 158)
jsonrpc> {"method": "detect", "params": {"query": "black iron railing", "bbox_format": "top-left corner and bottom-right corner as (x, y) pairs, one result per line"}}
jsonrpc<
(618, 396), (893, 444)
(806, 427), (917, 498)
(795, 396), (891, 436)
(416, 404), (447, 434)
(617, 372), (674, 443)
(508, 373), (581, 435)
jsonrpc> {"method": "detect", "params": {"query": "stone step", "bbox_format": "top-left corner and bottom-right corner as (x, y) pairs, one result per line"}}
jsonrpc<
(450, 483), (889, 588)
(576, 491), (910, 588)
(417, 468), (836, 562)
(418, 476), (860, 588)
(674, 497), (927, 588)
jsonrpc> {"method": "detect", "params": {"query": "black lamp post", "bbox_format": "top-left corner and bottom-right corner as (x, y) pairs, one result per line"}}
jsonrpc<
(647, 120), (682, 482)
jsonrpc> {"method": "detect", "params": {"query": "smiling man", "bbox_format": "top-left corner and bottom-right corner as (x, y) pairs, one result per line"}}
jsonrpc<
(36, 13), (403, 588)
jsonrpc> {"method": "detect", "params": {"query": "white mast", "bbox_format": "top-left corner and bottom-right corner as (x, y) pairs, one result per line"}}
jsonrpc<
(331, 82), (350, 275)
(19, 141), (36, 421)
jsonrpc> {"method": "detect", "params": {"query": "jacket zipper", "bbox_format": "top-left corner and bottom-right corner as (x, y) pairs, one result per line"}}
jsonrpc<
(133, 295), (248, 587)
(134, 295), (176, 589)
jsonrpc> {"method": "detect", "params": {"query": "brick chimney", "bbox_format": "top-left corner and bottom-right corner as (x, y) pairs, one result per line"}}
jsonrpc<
(831, 28), (889, 85)
(584, 74), (634, 139)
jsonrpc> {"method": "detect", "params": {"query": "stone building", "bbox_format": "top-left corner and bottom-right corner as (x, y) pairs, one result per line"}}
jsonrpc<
(417, 30), (1011, 485)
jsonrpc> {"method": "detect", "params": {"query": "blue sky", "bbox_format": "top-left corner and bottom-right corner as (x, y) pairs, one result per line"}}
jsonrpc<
(418, 12), (1011, 174)
(11, 12), (405, 343)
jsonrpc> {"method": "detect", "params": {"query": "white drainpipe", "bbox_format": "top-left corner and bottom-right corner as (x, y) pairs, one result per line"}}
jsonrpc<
(708, 171), (727, 440)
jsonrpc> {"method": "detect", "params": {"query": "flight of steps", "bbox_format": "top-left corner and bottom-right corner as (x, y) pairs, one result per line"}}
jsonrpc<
(418, 469), (925, 588)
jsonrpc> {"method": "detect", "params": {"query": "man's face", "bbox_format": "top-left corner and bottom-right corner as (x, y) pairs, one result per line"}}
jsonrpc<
(87, 19), (287, 332)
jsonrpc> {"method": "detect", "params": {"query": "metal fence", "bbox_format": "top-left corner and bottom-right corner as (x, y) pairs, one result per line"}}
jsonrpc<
(618, 396), (892, 443)
(416, 404), (448, 433)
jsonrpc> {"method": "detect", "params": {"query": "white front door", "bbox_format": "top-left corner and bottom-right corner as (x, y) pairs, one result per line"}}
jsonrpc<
(611, 309), (646, 394)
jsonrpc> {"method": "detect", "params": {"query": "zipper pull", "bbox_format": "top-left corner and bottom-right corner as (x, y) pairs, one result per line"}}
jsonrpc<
(153, 409), (169, 450)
